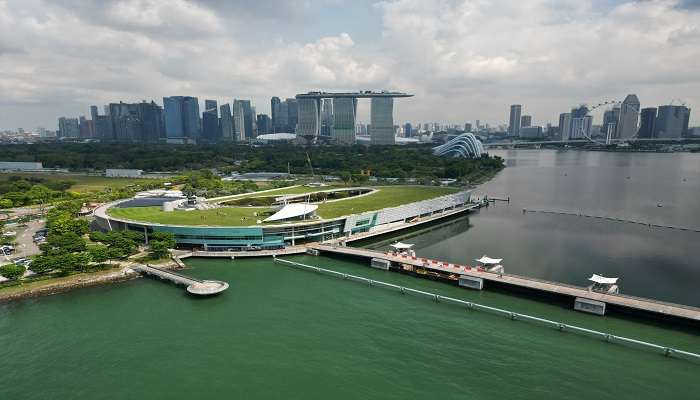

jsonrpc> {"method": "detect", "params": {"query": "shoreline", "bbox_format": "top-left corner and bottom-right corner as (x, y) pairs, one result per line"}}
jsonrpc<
(0, 259), (182, 303)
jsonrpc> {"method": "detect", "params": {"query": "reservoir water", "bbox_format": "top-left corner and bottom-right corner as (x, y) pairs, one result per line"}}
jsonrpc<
(1, 150), (699, 399)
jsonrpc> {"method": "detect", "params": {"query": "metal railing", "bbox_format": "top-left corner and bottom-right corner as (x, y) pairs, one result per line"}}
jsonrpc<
(274, 257), (700, 363)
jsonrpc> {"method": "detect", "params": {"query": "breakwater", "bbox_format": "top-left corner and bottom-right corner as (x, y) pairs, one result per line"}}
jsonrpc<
(523, 208), (700, 233)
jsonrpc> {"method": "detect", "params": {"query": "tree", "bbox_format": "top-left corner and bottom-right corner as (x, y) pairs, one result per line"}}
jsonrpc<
(30, 254), (62, 274)
(88, 245), (110, 264)
(0, 199), (12, 209)
(0, 263), (25, 281)
(149, 232), (175, 259)
(43, 232), (87, 253)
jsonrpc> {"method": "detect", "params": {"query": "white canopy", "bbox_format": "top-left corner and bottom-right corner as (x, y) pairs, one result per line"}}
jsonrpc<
(588, 274), (618, 285)
(263, 203), (318, 222)
(390, 242), (414, 250)
(475, 255), (502, 265)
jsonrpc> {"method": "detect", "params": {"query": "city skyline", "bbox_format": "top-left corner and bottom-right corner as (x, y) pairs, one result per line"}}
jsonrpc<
(1, 0), (700, 130)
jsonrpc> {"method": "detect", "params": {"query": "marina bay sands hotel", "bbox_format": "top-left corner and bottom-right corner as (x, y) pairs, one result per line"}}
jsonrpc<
(295, 91), (413, 145)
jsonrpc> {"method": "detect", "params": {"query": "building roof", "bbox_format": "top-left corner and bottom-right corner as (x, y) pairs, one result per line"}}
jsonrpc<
(475, 255), (502, 265)
(296, 91), (413, 99)
(256, 133), (296, 141)
(263, 203), (318, 222)
(589, 274), (618, 285)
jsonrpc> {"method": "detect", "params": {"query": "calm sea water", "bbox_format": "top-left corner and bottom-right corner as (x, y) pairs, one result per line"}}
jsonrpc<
(366, 150), (700, 307)
(1, 257), (698, 399)
(0, 150), (699, 399)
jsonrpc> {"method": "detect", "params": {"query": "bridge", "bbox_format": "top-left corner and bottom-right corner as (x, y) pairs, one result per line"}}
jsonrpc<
(484, 137), (700, 148)
(132, 264), (228, 296)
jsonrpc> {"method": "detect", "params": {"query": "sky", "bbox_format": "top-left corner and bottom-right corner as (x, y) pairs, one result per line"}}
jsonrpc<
(0, 0), (699, 131)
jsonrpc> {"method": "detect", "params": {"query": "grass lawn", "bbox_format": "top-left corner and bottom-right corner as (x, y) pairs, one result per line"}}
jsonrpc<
(108, 205), (273, 226)
(0, 172), (160, 193)
(108, 185), (460, 225)
(316, 186), (459, 219)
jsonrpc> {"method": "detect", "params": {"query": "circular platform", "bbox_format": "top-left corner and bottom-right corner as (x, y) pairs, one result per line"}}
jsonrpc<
(186, 280), (229, 296)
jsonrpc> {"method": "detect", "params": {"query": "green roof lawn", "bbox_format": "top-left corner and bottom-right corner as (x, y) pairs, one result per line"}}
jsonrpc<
(108, 185), (460, 226)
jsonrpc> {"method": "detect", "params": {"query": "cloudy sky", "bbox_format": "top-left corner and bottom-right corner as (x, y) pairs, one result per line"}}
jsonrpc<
(0, 0), (699, 131)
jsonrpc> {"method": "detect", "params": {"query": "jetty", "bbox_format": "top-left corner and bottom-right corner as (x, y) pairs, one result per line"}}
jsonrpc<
(133, 264), (228, 296)
(305, 243), (700, 323)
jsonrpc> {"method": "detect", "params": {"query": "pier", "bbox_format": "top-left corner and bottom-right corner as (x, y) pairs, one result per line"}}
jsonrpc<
(274, 257), (700, 363)
(305, 243), (700, 323)
(133, 264), (228, 295)
(523, 208), (700, 233)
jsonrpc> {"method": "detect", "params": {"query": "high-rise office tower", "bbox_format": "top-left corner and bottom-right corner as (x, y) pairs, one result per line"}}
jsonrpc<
(571, 115), (592, 139)
(182, 96), (200, 138)
(137, 101), (164, 142)
(569, 105), (589, 139)
(270, 97), (281, 133)
(163, 96), (199, 140)
(559, 113), (572, 140)
(220, 103), (233, 141)
(256, 114), (272, 135)
(404, 122), (413, 137)
(508, 105), (522, 136)
(286, 98), (298, 133)
(90, 105), (99, 123)
(276, 101), (289, 132)
(321, 99), (333, 137)
(163, 96), (184, 139)
(331, 97), (356, 144)
(232, 100), (246, 141)
(520, 115), (532, 128)
(202, 99), (219, 142)
(637, 107), (657, 138)
(370, 97), (395, 145)
(463, 123), (472, 133)
(58, 117), (80, 138)
(654, 105), (691, 138)
(617, 94), (640, 139)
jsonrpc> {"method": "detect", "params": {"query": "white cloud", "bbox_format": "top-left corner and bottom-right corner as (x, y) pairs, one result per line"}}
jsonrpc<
(0, 0), (698, 130)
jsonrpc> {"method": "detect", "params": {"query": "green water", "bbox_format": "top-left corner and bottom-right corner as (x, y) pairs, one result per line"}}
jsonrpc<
(1, 256), (698, 399)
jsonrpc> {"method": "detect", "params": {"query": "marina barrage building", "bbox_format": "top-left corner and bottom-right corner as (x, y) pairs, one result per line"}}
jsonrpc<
(294, 91), (413, 145)
(93, 186), (472, 250)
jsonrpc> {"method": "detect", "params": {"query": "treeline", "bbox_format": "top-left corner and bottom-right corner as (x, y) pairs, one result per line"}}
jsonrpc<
(0, 143), (503, 178)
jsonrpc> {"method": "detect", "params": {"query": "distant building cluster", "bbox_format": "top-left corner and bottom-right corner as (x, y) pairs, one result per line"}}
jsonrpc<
(507, 94), (692, 142)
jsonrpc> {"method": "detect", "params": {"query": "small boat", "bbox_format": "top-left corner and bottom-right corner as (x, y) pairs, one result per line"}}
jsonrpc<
(657, 203), (663, 208)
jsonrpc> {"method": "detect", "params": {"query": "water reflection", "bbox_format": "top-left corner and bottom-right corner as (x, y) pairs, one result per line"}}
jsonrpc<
(373, 150), (700, 307)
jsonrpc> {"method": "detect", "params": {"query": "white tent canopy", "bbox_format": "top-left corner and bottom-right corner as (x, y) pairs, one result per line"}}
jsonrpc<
(588, 274), (618, 285)
(390, 242), (414, 250)
(475, 255), (502, 265)
(263, 203), (318, 222)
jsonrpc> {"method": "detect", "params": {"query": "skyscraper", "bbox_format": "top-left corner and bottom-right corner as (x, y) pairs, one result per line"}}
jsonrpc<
(617, 94), (640, 139)
(182, 96), (200, 138)
(90, 105), (99, 123)
(569, 105), (589, 139)
(58, 117), (79, 138)
(654, 105), (691, 138)
(508, 105), (522, 136)
(520, 115), (532, 128)
(220, 103), (233, 141)
(137, 101), (164, 142)
(332, 97), (357, 144)
(637, 107), (657, 138)
(232, 100), (246, 141)
(559, 113), (572, 140)
(256, 114), (272, 135)
(370, 97), (394, 145)
(270, 96), (281, 132)
(202, 99), (219, 142)
(286, 98), (298, 133)
(163, 96), (184, 139)
(404, 122), (413, 137)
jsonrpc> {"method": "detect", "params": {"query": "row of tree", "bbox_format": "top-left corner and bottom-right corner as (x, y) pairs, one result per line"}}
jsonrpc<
(1, 142), (503, 179)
